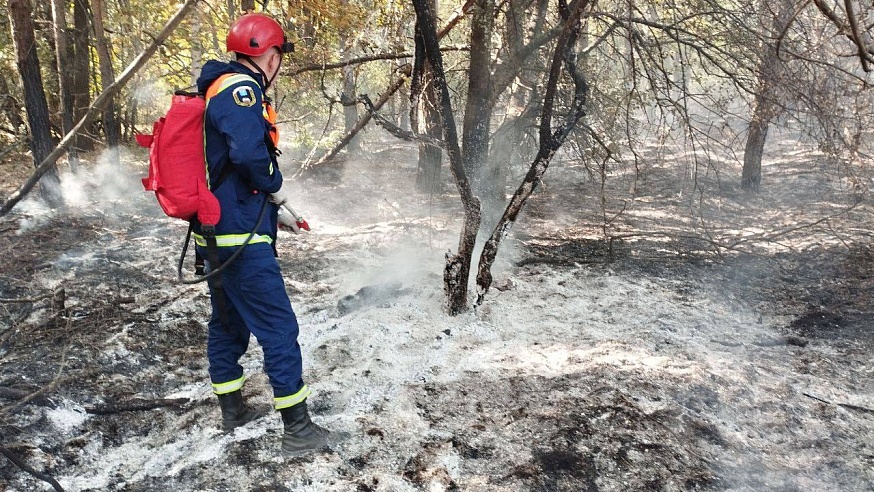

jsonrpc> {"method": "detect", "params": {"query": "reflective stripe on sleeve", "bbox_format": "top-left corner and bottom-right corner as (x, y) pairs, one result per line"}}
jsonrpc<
(192, 233), (274, 248)
(212, 375), (245, 395)
(274, 385), (311, 410)
(209, 74), (257, 98)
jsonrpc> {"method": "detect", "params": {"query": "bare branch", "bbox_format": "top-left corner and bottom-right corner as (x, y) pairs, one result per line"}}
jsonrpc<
(358, 94), (446, 149)
(0, 446), (65, 491)
(287, 47), (468, 77)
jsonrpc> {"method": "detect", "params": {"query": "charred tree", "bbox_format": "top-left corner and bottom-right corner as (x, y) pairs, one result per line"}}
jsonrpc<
(412, 0), (482, 315)
(412, 17), (444, 194)
(461, 0), (494, 199)
(8, 0), (63, 208)
(742, 0), (792, 192)
(92, 0), (121, 159)
(476, 0), (589, 304)
(71, 0), (92, 152)
(50, 0), (77, 168)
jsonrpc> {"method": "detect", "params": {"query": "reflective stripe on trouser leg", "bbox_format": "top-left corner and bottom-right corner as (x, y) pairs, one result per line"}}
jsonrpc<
(212, 375), (246, 395)
(274, 385), (311, 410)
(209, 245), (306, 399)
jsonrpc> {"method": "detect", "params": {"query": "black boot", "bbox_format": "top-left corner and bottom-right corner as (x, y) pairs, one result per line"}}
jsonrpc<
(217, 390), (266, 431)
(280, 400), (330, 456)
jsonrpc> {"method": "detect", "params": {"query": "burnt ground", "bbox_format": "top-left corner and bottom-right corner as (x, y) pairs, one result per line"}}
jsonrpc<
(0, 137), (872, 491)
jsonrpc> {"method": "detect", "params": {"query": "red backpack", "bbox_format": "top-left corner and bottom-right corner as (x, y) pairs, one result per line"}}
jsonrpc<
(137, 74), (247, 284)
(136, 91), (221, 228)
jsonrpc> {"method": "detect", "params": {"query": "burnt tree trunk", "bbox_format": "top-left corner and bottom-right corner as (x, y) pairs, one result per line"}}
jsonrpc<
(92, 0), (120, 158)
(412, 0), (482, 315)
(8, 0), (63, 208)
(461, 0), (494, 200)
(412, 0), (444, 194)
(476, 0), (589, 305)
(742, 0), (793, 192)
(71, 0), (92, 151)
(51, 0), (77, 168)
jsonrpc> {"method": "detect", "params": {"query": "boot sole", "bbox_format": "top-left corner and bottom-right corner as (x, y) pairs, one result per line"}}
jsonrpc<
(281, 444), (330, 458)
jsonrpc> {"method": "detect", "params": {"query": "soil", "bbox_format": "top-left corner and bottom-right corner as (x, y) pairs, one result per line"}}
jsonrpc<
(0, 137), (872, 491)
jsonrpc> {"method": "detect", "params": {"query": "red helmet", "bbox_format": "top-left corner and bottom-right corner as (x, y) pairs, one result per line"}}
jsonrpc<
(226, 13), (294, 57)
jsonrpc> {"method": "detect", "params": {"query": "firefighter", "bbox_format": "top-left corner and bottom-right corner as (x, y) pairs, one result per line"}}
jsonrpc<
(193, 13), (331, 456)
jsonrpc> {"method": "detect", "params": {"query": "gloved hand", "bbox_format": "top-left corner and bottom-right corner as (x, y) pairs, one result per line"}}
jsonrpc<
(268, 186), (293, 207)
(277, 207), (301, 233)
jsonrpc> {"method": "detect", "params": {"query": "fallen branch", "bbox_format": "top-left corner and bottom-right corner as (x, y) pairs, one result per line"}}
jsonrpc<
(0, 446), (65, 491)
(0, 0), (200, 217)
(0, 294), (53, 304)
(85, 397), (190, 415)
(0, 387), (57, 408)
(803, 392), (874, 415)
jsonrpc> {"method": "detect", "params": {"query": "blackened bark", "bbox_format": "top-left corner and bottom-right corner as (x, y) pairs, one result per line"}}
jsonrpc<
(92, 0), (120, 157)
(461, 0), (494, 199)
(51, 0), (77, 167)
(413, 0), (444, 194)
(412, 0), (482, 315)
(71, 0), (92, 151)
(476, 0), (589, 304)
(8, 0), (63, 208)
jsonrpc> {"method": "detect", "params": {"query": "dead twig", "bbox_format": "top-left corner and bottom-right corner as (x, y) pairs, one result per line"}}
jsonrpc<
(0, 445), (65, 491)
(84, 397), (191, 415)
(0, 327), (69, 417)
(0, 293), (53, 303)
(802, 392), (874, 415)
(0, 387), (57, 408)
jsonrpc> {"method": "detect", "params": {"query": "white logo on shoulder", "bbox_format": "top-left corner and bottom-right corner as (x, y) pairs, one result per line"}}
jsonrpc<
(232, 86), (256, 107)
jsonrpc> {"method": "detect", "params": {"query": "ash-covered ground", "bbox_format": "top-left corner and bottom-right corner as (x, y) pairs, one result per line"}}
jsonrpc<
(0, 138), (872, 491)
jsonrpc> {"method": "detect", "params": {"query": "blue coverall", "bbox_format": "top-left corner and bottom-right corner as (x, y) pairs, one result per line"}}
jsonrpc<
(193, 60), (310, 410)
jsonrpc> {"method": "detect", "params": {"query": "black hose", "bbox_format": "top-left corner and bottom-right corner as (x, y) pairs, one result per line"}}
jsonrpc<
(178, 196), (270, 285)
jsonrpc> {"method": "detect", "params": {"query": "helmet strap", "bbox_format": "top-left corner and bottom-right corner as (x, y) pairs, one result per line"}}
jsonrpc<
(238, 54), (274, 91)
